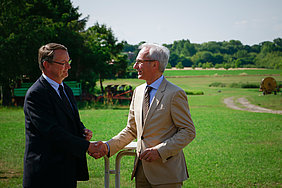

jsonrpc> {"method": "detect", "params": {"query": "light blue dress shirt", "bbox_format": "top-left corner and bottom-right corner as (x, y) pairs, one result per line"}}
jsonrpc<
(146, 75), (164, 104)
(42, 74), (72, 104)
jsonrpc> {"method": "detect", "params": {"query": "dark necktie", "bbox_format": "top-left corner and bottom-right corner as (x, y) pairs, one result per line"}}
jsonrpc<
(58, 85), (73, 114)
(143, 86), (153, 123)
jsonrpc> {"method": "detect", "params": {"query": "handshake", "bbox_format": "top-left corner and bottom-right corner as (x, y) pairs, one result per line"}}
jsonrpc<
(87, 141), (108, 159)
(83, 128), (108, 159)
(83, 128), (161, 162)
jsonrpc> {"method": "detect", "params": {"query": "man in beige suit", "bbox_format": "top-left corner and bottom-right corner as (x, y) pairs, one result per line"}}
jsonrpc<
(95, 43), (195, 187)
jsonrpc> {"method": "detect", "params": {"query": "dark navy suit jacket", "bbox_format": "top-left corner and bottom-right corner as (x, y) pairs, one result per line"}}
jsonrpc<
(23, 75), (89, 188)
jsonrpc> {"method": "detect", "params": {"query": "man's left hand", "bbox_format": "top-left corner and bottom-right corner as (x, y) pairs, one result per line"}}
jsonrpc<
(140, 148), (161, 162)
(83, 128), (93, 141)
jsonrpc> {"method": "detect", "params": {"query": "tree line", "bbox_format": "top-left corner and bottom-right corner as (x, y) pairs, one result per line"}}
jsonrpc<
(1, 0), (281, 105)
(123, 38), (282, 70)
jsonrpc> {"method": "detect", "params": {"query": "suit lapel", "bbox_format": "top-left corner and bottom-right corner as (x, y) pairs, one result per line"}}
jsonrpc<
(141, 78), (168, 134)
(39, 76), (75, 121)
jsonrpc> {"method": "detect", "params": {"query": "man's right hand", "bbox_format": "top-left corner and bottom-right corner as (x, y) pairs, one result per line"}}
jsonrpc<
(88, 141), (108, 159)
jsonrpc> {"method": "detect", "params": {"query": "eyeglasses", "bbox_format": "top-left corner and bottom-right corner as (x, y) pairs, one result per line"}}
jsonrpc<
(50, 59), (72, 66)
(135, 59), (156, 65)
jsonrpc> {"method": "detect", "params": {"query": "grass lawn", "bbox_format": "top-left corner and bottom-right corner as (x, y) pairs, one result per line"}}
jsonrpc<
(163, 69), (282, 77)
(0, 69), (281, 187)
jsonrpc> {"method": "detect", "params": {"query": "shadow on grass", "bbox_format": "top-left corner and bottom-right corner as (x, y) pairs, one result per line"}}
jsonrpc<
(0, 170), (21, 180)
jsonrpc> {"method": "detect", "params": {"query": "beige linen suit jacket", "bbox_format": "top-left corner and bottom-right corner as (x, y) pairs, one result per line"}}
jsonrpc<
(107, 78), (196, 185)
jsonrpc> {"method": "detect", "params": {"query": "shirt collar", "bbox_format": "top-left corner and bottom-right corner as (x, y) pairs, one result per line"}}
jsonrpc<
(148, 75), (164, 90)
(42, 73), (63, 90)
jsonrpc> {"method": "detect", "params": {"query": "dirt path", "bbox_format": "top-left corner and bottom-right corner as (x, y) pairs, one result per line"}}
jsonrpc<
(224, 97), (282, 114)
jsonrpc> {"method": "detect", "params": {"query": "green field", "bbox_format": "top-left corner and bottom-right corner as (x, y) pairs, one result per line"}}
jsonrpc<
(0, 69), (281, 187)
(163, 69), (282, 77)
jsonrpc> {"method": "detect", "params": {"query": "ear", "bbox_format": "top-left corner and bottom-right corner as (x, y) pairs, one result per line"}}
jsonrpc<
(42, 61), (49, 70)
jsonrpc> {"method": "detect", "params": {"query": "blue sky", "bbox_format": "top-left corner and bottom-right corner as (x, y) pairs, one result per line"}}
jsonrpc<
(71, 0), (282, 45)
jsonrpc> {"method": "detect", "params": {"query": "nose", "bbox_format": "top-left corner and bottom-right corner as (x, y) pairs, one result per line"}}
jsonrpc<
(66, 63), (71, 69)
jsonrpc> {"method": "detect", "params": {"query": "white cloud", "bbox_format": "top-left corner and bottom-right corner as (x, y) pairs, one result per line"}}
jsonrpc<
(234, 20), (248, 25)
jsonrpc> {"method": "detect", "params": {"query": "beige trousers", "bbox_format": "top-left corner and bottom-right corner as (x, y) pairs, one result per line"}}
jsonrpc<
(135, 161), (182, 188)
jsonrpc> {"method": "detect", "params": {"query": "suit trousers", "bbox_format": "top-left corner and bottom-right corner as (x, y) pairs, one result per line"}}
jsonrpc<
(23, 181), (77, 188)
(135, 160), (182, 188)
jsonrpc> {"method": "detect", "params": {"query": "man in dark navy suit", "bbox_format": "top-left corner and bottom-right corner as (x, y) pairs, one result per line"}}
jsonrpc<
(23, 43), (106, 188)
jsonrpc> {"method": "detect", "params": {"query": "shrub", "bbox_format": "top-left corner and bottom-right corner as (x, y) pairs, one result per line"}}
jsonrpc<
(184, 90), (204, 95)
(166, 63), (172, 69)
(229, 83), (241, 88)
(209, 82), (226, 87)
(215, 64), (223, 69)
(176, 62), (184, 69)
(229, 82), (260, 88)
(242, 64), (256, 68)
(241, 83), (260, 88)
(277, 81), (282, 87)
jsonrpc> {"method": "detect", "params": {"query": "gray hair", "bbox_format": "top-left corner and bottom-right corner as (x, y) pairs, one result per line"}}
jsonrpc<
(139, 43), (170, 72)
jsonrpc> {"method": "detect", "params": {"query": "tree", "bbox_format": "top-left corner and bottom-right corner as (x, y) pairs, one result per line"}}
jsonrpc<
(82, 23), (127, 94)
(191, 51), (214, 65)
(168, 53), (180, 67)
(200, 41), (221, 53)
(0, 0), (87, 105)
(253, 38), (282, 69)
(255, 51), (282, 69)
(273, 38), (282, 51)
(169, 39), (196, 57)
(181, 56), (193, 67)
(127, 38), (281, 71)
(260, 41), (276, 54)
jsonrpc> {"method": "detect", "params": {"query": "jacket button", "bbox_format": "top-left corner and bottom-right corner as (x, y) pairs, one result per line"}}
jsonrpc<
(141, 136), (144, 140)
